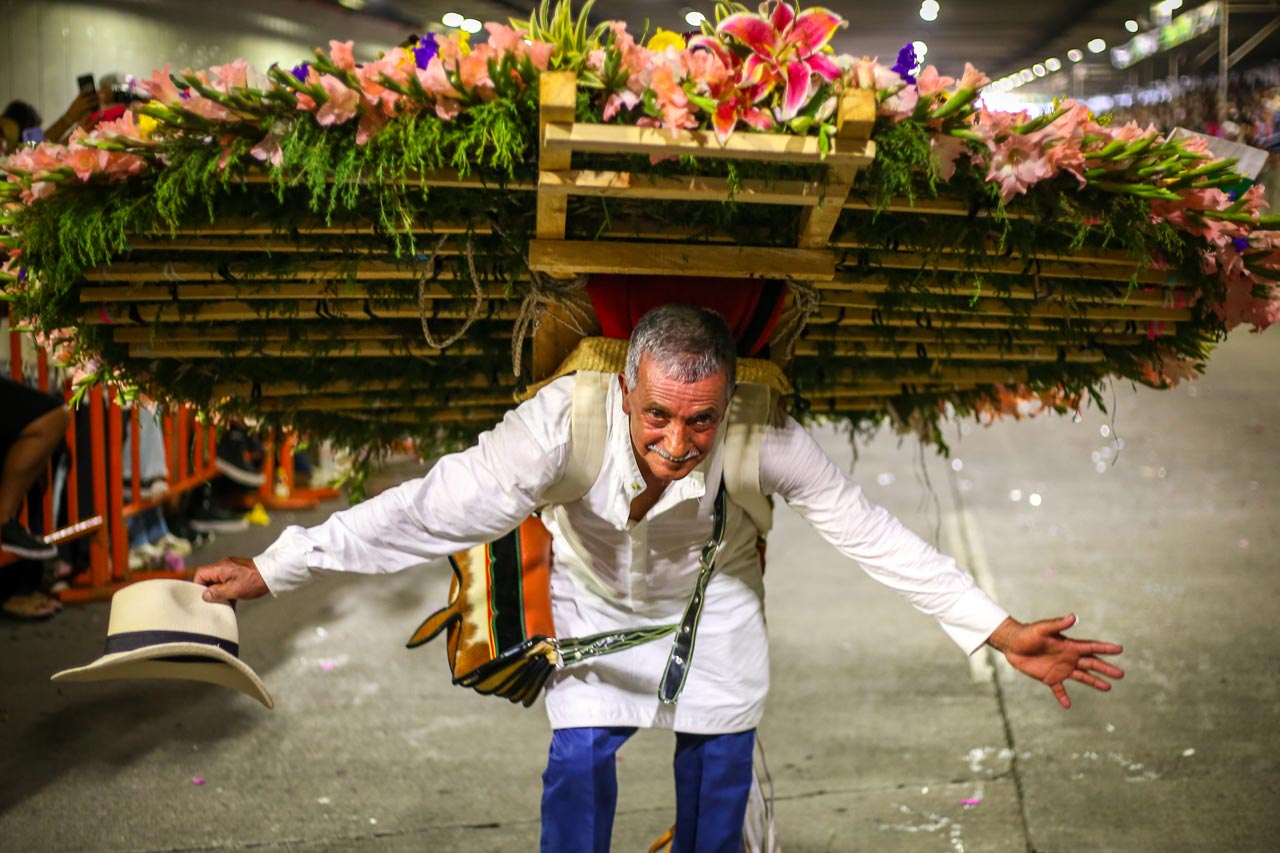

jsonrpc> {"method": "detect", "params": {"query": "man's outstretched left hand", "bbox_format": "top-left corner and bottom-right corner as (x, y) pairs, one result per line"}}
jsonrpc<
(986, 614), (1124, 709)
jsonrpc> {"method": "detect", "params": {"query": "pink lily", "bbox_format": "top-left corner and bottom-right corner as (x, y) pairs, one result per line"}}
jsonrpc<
(717, 0), (845, 122)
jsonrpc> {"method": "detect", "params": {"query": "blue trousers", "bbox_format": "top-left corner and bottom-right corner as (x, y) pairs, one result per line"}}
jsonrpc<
(541, 726), (755, 853)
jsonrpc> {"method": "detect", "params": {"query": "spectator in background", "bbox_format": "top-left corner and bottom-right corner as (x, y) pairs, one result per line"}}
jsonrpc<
(0, 90), (97, 155)
(1, 376), (70, 620)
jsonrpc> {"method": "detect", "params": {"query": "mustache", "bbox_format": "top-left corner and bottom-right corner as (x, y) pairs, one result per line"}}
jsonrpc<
(648, 444), (700, 464)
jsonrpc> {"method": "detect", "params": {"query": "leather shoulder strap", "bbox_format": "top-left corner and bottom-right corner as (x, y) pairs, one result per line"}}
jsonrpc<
(723, 382), (773, 535)
(540, 371), (612, 506)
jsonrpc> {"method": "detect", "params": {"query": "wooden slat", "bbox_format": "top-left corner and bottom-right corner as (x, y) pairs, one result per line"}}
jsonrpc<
(238, 170), (536, 191)
(819, 291), (1190, 322)
(540, 169), (825, 206)
(543, 121), (875, 167)
(798, 88), (875, 249)
(85, 260), (443, 283)
(802, 327), (1158, 347)
(537, 71), (577, 240)
(528, 240), (835, 280)
(834, 237), (1146, 269)
(843, 196), (1036, 220)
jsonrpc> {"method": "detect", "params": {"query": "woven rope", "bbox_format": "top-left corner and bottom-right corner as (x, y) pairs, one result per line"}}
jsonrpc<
(510, 270), (595, 376)
(769, 279), (821, 363)
(417, 233), (485, 350)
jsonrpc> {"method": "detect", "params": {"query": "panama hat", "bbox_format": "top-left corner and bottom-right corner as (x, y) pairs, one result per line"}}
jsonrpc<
(51, 579), (273, 708)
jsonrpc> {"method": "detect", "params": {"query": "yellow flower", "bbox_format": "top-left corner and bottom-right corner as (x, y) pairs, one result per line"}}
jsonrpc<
(138, 113), (159, 138)
(457, 30), (471, 57)
(647, 29), (686, 52)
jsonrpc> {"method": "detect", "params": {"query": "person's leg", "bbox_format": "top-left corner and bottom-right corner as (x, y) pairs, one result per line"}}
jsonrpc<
(672, 729), (755, 853)
(541, 726), (637, 853)
(0, 405), (70, 522)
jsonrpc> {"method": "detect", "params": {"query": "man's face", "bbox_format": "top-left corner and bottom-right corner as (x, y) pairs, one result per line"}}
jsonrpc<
(621, 353), (730, 487)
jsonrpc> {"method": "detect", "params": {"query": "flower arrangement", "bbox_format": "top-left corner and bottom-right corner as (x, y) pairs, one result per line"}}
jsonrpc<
(1, 0), (1278, 453)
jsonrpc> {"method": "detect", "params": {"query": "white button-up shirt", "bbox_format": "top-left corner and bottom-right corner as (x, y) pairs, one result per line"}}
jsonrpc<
(255, 375), (1008, 733)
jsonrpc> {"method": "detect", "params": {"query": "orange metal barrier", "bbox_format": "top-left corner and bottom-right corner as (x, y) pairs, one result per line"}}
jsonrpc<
(4, 311), (215, 601)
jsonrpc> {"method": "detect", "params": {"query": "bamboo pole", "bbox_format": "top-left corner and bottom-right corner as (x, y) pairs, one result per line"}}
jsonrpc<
(818, 291), (1190, 322)
(253, 391), (517, 411)
(80, 281), (512, 303)
(790, 340), (1107, 362)
(839, 250), (1169, 286)
(806, 306), (1176, 335)
(529, 240), (835, 280)
(816, 275), (1192, 308)
(128, 341), (486, 358)
(801, 327), (1158, 347)
(84, 301), (519, 324)
(211, 374), (516, 398)
(540, 169), (825, 206)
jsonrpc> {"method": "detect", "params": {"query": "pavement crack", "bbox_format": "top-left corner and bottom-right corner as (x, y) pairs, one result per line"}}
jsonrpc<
(948, 465), (1036, 853)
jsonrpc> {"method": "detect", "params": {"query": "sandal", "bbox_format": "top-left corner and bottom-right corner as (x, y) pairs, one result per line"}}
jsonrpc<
(2, 593), (60, 621)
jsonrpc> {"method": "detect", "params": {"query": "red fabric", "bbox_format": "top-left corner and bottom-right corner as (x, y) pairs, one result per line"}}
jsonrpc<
(587, 275), (786, 357)
(86, 105), (127, 128)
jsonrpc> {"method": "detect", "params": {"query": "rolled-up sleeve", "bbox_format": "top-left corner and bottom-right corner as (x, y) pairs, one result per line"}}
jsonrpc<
(254, 378), (574, 595)
(760, 416), (1008, 655)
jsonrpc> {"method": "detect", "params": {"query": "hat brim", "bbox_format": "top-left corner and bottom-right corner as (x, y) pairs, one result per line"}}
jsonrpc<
(51, 642), (274, 709)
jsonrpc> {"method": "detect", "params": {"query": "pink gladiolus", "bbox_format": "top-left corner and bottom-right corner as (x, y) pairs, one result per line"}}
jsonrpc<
(329, 40), (356, 72)
(954, 63), (989, 93)
(849, 57), (903, 92)
(314, 75), (359, 126)
(139, 65), (185, 106)
(208, 59), (252, 92)
(602, 90), (641, 121)
(931, 134), (969, 180)
(484, 23), (524, 54)
(250, 133), (284, 167)
(649, 63), (697, 134)
(718, 1), (845, 121)
(459, 49), (496, 100)
(985, 132), (1054, 201)
(914, 66), (955, 98)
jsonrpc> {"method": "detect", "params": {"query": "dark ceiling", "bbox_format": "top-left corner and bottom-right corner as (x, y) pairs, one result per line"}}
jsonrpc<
(320, 1), (1280, 99)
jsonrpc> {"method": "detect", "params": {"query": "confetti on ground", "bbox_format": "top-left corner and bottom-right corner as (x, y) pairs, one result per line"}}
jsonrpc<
(960, 798), (982, 806)
(1182, 748), (1196, 757)
(191, 776), (205, 786)
(318, 796), (331, 805)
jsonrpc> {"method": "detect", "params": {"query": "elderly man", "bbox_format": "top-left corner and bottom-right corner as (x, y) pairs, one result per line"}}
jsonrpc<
(195, 304), (1123, 852)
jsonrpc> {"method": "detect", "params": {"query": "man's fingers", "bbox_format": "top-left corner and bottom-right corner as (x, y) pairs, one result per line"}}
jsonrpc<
(1070, 670), (1111, 691)
(1051, 682), (1071, 709)
(1079, 657), (1125, 679)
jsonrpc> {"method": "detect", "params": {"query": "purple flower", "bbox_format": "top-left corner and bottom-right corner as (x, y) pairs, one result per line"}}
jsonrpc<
(18, 267), (27, 282)
(1233, 236), (1251, 252)
(291, 62), (310, 83)
(413, 34), (438, 70)
(892, 43), (918, 84)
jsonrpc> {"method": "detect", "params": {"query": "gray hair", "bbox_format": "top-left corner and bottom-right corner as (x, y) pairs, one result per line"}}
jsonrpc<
(624, 304), (737, 390)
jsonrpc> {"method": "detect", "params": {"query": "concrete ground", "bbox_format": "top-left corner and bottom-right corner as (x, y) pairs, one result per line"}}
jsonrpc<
(3, 329), (1279, 852)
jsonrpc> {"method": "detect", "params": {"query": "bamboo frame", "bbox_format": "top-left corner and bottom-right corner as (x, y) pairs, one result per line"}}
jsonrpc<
(817, 291), (1191, 322)
(211, 374), (517, 398)
(816, 275), (1192, 308)
(84, 302), (519, 324)
(79, 281), (511, 303)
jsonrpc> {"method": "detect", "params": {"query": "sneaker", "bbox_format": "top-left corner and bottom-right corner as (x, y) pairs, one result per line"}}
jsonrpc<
(215, 430), (266, 488)
(157, 532), (193, 557)
(1, 520), (58, 560)
(188, 496), (250, 535)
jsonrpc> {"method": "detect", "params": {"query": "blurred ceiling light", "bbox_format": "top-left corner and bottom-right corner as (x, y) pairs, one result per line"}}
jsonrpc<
(1045, 57), (1062, 72)
(920, 0), (940, 22)
(912, 39), (928, 58)
(1124, 19), (1139, 33)
(441, 12), (464, 28)
(1033, 63), (1046, 77)
(1067, 48), (1084, 62)
(1019, 68), (1035, 82)
(685, 10), (707, 27)
(1087, 37), (1107, 53)
(461, 17), (483, 33)
(338, 0), (365, 9)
